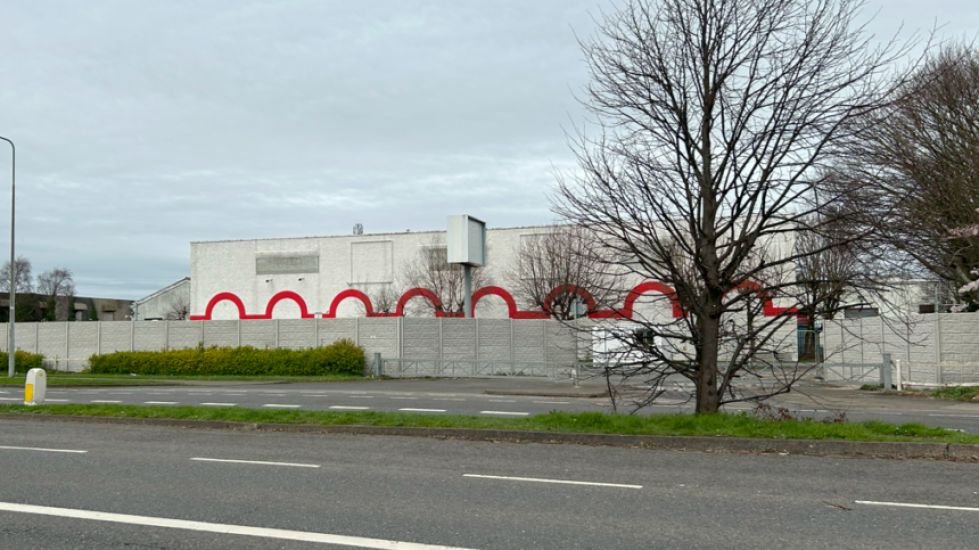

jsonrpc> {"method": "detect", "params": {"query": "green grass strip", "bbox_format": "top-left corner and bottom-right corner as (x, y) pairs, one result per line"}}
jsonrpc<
(2, 404), (978, 444)
(0, 374), (365, 386)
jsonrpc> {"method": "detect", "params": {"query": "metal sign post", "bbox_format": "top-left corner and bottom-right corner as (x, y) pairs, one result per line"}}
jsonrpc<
(447, 215), (486, 318)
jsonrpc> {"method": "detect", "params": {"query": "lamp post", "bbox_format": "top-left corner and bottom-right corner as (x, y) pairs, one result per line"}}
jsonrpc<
(0, 137), (13, 378)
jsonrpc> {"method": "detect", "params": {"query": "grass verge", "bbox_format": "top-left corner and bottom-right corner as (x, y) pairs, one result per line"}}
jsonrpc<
(0, 373), (366, 386)
(930, 386), (979, 401)
(1, 404), (977, 444)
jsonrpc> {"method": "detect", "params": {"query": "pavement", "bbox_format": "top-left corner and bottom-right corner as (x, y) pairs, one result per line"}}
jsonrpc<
(2, 420), (979, 549)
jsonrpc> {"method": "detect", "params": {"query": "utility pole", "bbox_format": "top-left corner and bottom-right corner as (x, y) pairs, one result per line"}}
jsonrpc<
(0, 136), (14, 378)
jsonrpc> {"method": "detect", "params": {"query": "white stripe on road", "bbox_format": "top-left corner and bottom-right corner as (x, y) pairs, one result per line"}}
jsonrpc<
(464, 474), (641, 489)
(191, 458), (319, 468)
(330, 406), (370, 410)
(399, 408), (447, 413)
(856, 500), (979, 512)
(480, 411), (529, 416)
(391, 397), (417, 400)
(200, 403), (236, 406)
(533, 401), (570, 404)
(0, 445), (87, 454)
(144, 402), (179, 405)
(0, 397), (23, 401)
(91, 400), (122, 404)
(349, 396), (374, 399)
(433, 398), (465, 401)
(43, 399), (70, 402)
(263, 404), (301, 409)
(0, 501), (480, 550)
(488, 400), (516, 403)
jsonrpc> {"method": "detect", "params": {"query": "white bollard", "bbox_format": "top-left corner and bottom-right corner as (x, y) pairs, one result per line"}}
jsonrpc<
(24, 368), (47, 406)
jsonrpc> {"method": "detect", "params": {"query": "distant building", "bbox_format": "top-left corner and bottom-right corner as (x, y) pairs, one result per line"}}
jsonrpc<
(133, 278), (191, 320)
(0, 293), (133, 322)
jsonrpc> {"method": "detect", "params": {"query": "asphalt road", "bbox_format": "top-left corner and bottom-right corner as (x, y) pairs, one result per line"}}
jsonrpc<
(1, 420), (978, 549)
(3, 378), (979, 433)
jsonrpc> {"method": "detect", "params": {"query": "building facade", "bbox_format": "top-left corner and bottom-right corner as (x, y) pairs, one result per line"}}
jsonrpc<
(189, 225), (798, 333)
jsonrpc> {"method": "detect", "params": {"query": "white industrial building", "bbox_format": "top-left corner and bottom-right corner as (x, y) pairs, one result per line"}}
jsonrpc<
(188, 224), (798, 331)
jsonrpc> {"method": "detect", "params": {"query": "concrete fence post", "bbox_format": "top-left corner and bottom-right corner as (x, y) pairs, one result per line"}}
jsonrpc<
(96, 321), (101, 356)
(374, 352), (383, 376)
(237, 319), (241, 347)
(65, 322), (69, 362)
(164, 320), (169, 352)
(935, 314), (943, 385)
(274, 319), (280, 349)
(896, 358), (903, 391)
(130, 320), (135, 352)
(881, 353), (892, 389)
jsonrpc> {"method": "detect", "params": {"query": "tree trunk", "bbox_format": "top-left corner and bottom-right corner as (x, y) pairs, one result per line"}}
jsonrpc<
(695, 315), (721, 413)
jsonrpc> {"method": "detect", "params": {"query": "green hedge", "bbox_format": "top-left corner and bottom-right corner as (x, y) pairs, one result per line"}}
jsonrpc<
(88, 340), (365, 376)
(0, 351), (45, 374)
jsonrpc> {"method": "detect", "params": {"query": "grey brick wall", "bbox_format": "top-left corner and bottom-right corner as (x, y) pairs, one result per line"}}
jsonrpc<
(0, 318), (574, 373)
(823, 314), (979, 385)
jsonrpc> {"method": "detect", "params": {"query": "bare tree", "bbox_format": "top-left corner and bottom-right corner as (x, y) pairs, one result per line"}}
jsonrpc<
(556, 0), (908, 413)
(402, 234), (491, 316)
(0, 256), (34, 294)
(830, 44), (979, 308)
(507, 224), (619, 320)
(36, 267), (76, 321)
(794, 212), (869, 358)
(163, 293), (191, 321)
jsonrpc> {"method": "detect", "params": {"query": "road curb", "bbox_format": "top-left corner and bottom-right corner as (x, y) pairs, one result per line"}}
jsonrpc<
(0, 412), (971, 459)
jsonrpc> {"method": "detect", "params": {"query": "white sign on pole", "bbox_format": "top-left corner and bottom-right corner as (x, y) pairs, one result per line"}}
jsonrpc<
(446, 215), (486, 266)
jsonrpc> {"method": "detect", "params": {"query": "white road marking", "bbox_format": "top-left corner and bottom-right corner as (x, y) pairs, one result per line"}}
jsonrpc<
(391, 397), (418, 400)
(856, 500), (979, 512)
(0, 397), (23, 401)
(433, 398), (465, 401)
(488, 400), (516, 403)
(534, 401), (570, 404)
(0, 445), (87, 454)
(91, 400), (122, 404)
(480, 411), (529, 416)
(330, 406), (370, 410)
(0, 501), (479, 550)
(191, 458), (319, 468)
(399, 408), (447, 413)
(928, 414), (979, 418)
(43, 399), (70, 402)
(263, 404), (301, 409)
(144, 401), (179, 405)
(200, 403), (236, 406)
(349, 395), (374, 399)
(464, 474), (641, 489)
(107, 392), (133, 395)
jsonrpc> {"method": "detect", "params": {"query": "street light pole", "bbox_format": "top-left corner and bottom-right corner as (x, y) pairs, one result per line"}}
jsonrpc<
(0, 137), (14, 378)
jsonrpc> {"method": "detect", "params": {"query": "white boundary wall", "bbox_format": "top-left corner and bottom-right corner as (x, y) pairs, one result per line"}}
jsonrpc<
(823, 314), (979, 386)
(0, 319), (576, 373)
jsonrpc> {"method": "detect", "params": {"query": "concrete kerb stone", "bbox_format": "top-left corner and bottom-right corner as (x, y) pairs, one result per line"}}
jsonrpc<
(0, 412), (969, 459)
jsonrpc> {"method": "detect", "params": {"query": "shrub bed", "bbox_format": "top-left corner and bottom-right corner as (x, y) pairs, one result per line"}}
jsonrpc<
(89, 340), (364, 376)
(0, 351), (45, 373)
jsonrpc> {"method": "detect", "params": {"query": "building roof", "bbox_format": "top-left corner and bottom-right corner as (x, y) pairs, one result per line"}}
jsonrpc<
(134, 277), (190, 304)
(190, 224), (553, 245)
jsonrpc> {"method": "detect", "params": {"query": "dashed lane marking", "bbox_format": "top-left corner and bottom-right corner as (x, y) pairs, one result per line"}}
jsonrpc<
(330, 406), (370, 410)
(399, 408), (447, 413)
(856, 500), (979, 512)
(480, 411), (530, 416)
(263, 404), (301, 409)
(200, 403), (237, 407)
(191, 458), (319, 468)
(0, 445), (87, 454)
(144, 401), (179, 405)
(464, 474), (642, 489)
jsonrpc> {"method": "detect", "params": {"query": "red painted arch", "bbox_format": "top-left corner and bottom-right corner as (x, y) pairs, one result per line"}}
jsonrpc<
(265, 291), (314, 319)
(396, 288), (445, 317)
(543, 284), (597, 316)
(616, 282), (684, 319)
(325, 289), (374, 318)
(471, 286), (549, 319)
(190, 292), (249, 320)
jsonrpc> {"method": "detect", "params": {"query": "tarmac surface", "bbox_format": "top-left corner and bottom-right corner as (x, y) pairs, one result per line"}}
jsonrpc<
(3, 377), (979, 432)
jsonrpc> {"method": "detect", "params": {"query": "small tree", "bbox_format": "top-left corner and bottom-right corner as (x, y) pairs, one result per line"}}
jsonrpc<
(507, 224), (619, 320)
(36, 267), (76, 322)
(402, 234), (491, 316)
(163, 293), (191, 321)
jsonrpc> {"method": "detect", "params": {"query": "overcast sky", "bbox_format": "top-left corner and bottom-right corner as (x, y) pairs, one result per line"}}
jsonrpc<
(1, 1), (977, 299)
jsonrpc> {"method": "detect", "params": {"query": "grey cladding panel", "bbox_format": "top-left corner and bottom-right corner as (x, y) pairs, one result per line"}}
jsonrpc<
(256, 255), (319, 275)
